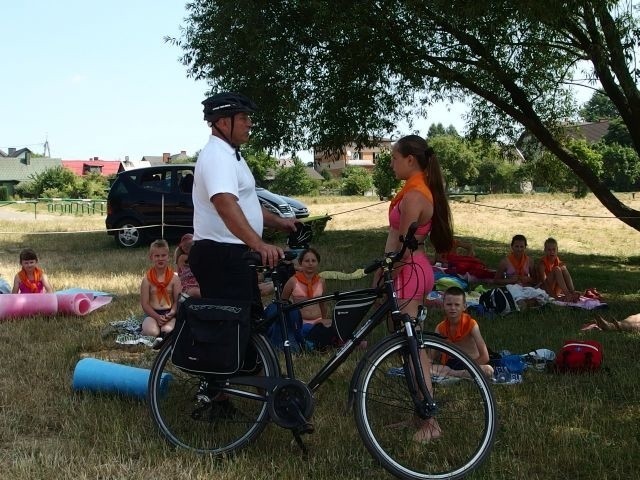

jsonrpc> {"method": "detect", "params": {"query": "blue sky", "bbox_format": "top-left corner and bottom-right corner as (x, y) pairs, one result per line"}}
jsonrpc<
(1, 1), (468, 162)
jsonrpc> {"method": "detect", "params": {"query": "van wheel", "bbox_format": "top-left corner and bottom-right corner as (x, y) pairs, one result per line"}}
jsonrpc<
(115, 221), (144, 248)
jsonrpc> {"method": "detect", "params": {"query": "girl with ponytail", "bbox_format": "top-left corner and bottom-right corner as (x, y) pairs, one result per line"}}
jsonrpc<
(380, 134), (454, 442)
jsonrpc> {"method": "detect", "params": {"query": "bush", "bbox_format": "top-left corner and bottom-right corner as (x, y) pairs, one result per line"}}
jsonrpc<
(341, 166), (373, 195)
(0, 186), (8, 201)
(372, 150), (399, 199)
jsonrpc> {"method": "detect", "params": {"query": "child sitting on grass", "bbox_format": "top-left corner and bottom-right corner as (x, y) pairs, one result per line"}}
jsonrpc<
(174, 233), (200, 298)
(141, 239), (181, 337)
(536, 237), (579, 302)
(12, 248), (54, 294)
(281, 248), (331, 334)
(434, 286), (494, 378)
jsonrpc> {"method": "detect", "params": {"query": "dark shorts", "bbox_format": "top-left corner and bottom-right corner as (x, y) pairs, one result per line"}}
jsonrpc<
(189, 239), (262, 319)
(154, 308), (171, 316)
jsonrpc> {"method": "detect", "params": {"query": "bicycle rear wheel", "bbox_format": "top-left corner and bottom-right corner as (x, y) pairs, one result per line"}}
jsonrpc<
(353, 334), (497, 480)
(148, 333), (280, 454)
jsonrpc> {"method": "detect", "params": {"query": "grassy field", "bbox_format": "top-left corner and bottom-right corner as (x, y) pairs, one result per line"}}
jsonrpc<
(0, 193), (638, 479)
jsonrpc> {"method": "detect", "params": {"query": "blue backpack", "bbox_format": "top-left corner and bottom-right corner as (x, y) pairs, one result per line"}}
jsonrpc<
(264, 303), (304, 353)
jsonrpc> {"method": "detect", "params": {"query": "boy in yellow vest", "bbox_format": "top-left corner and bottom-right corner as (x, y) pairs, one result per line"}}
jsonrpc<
(141, 239), (181, 337)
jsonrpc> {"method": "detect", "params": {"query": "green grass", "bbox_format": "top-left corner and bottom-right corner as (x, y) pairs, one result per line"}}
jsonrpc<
(0, 198), (639, 479)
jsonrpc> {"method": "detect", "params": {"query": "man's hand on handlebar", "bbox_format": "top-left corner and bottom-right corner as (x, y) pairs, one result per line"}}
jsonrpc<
(254, 241), (285, 268)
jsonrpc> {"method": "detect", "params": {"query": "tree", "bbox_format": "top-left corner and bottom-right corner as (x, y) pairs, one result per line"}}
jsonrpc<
(581, 92), (620, 122)
(470, 140), (519, 193)
(172, 1), (640, 230)
(341, 166), (373, 196)
(241, 144), (278, 186)
(27, 166), (78, 198)
(599, 143), (640, 192)
(371, 150), (399, 199)
(428, 135), (479, 189)
(270, 158), (316, 195)
(603, 118), (633, 147)
(16, 166), (109, 199)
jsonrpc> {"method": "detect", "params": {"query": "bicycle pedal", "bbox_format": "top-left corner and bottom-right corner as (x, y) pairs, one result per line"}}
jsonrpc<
(299, 422), (314, 435)
(291, 433), (310, 456)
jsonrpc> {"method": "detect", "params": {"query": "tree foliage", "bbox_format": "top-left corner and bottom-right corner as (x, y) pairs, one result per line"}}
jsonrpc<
(371, 150), (399, 199)
(341, 166), (373, 196)
(241, 144), (278, 186)
(599, 143), (640, 191)
(172, 0), (640, 229)
(16, 166), (108, 199)
(581, 92), (620, 122)
(270, 158), (316, 195)
(603, 118), (633, 147)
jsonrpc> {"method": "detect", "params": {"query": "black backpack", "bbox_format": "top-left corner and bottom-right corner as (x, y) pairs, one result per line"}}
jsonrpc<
(479, 287), (517, 315)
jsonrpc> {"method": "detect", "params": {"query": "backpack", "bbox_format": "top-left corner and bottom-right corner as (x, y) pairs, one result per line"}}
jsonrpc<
(479, 287), (518, 315)
(264, 302), (304, 353)
(554, 340), (603, 372)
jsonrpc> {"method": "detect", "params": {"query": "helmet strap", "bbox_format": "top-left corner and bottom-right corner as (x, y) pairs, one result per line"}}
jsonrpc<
(213, 117), (241, 161)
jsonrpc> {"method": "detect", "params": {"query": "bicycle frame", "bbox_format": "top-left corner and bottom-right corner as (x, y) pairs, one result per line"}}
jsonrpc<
(244, 252), (435, 414)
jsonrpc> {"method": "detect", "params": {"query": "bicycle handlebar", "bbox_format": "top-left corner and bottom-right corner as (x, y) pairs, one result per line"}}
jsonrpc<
(363, 222), (420, 274)
(243, 250), (298, 269)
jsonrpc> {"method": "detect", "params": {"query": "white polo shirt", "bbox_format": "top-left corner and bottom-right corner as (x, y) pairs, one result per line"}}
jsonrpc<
(192, 135), (263, 243)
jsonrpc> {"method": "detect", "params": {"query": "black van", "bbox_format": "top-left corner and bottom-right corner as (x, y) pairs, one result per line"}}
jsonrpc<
(106, 164), (301, 248)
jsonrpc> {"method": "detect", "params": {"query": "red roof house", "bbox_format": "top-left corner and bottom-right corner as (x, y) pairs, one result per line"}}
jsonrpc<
(62, 157), (124, 177)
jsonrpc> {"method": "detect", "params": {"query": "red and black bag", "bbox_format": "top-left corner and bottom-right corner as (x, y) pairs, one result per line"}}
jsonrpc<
(554, 340), (603, 372)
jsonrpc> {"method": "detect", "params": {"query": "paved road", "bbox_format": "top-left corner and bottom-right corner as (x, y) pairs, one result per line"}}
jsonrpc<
(0, 206), (58, 220)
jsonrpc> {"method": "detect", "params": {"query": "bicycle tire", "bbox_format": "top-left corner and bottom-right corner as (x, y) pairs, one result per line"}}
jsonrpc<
(353, 334), (497, 480)
(148, 333), (280, 454)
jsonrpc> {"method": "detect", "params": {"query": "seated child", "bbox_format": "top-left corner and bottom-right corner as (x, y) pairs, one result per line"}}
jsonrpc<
(536, 237), (579, 302)
(435, 237), (475, 265)
(174, 233), (201, 298)
(12, 248), (54, 294)
(433, 286), (494, 378)
(281, 248), (331, 334)
(494, 234), (535, 286)
(141, 239), (181, 337)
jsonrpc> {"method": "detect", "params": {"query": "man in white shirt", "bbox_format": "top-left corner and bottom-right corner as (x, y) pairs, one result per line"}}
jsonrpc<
(189, 92), (297, 301)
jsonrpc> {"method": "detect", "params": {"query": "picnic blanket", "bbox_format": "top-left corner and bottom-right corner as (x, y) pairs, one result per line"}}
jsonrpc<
(103, 316), (160, 348)
(551, 296), (608, 310)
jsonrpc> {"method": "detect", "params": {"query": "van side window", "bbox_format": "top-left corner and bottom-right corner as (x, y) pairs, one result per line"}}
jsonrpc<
(141, 171), (172, 193)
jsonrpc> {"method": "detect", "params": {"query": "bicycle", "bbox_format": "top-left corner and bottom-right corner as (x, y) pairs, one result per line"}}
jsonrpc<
(147, 223), (497, 480)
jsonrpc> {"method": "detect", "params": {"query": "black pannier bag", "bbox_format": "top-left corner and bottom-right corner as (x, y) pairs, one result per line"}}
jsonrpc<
(332, 294), (378, 343)
(171, 297), (251, 375)
(305, 293), (377, 350)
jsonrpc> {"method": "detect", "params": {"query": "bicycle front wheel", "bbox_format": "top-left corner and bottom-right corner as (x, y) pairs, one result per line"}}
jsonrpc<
(353, 334), (497, 480)
(148, 333), (280, 454)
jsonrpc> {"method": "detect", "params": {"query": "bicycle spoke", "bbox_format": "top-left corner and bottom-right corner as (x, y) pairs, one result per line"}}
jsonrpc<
(148, 334), (278, 454)
(354, 335), (496, 480)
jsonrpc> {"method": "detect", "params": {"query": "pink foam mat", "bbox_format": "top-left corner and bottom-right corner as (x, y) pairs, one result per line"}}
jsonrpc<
(0, 293), (112, 320)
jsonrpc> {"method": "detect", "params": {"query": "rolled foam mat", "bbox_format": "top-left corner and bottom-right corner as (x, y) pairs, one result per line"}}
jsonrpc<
(72, 357), (172, 399)
(0, 293), (112, 320)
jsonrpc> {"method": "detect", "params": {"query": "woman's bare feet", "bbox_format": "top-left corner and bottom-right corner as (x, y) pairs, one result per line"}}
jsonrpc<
(413, 418), (442, 443)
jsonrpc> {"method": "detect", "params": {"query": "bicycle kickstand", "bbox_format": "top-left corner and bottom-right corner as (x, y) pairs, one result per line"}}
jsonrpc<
(290, 407), (315, 456)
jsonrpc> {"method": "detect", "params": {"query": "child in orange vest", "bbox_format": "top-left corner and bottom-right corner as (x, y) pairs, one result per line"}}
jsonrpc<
(12, 248), (54, 294)
(141, 239), (181, 337)
(536, 237), (579, 302)
(434, 287), (494, 378)
(281, 248), (331, 334)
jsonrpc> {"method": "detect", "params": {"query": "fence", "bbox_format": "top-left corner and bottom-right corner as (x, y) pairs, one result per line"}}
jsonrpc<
(0, 198), (107, 219)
